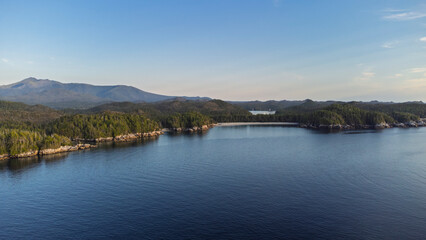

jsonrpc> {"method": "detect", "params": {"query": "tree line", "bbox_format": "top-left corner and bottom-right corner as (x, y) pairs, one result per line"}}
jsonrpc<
(0, 99), (425, 157)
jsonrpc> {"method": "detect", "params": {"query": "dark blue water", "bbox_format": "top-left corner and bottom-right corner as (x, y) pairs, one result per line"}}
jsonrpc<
(1, 126), (426, 239)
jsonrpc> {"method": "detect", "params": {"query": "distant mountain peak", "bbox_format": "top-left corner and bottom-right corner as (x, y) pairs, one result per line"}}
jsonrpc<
(22, 77), (38, 81)
(0, 77), (210, 109)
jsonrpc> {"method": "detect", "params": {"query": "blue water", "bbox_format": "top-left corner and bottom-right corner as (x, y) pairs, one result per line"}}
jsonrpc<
(249, 110), (276, 115)
(1, 126), (426, 239)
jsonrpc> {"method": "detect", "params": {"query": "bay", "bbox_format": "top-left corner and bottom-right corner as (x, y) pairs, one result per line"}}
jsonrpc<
(1, 126), (425, 239)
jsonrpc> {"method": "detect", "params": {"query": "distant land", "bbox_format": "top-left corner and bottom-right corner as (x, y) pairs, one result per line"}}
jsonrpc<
(0, 89), (425, 160)
(0, 77), (209, 109)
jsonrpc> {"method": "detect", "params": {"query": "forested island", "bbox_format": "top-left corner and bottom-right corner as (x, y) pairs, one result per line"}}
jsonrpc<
(0, 98), (425, 160)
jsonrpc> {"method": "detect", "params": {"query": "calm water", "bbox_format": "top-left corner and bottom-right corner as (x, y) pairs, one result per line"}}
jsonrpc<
(1, 126), (426, 239)
(249, 110), (276, 115)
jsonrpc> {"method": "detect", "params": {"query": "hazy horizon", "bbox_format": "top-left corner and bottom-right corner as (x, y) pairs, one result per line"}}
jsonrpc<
(1, 0), (426, 102)
(2, 76), (425, 103)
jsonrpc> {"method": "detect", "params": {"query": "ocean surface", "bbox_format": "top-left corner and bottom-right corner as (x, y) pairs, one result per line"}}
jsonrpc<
(1, 126), (426, 239)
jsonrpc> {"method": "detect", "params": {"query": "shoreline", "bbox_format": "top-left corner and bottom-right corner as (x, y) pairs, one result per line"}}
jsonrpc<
(2, 122), (425, 162)
(216, 122), (299, 127)
(0, 130), (164, 162)
(72, 131), (164, 143)
(217, 121), (426, 130)
(0, 143), (97, 161)
(162, 124), (214, 133)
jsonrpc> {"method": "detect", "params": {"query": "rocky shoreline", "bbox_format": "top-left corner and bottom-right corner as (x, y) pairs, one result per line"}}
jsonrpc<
(0, 143), (96, 161)
(72, 131), (164, 143)
(0, 130), (165, 161)
(2, 120), (424, 161)
(164, 124), (214, 133)
(299, 119), (426, 130)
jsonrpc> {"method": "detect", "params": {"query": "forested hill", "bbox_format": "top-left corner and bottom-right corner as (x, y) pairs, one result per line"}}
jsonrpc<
(232, 99), (338, 111)
(0, 98), (425, 158)
(351, 102), (426, 117)
(231, 99), (426, 117)
(0, 100), (62, 125)
(0, 100), (216, 157)
(80, 99), (251, 119)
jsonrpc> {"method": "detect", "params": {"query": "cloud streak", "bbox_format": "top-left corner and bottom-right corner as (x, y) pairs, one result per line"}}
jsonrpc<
(420, 37), (426, 42)
(383, 10), (426, 21)
(1, 58), (9, 63)
(409, 67), (426, 73)
(382, 41), (399, 48)
(354, 71), (376, 82)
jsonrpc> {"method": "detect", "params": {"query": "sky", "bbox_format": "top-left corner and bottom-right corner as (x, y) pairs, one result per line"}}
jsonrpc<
(1, 0), (426, 102)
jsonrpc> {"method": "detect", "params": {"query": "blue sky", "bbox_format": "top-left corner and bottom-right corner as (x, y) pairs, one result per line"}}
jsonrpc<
(1, 0), (426, 101)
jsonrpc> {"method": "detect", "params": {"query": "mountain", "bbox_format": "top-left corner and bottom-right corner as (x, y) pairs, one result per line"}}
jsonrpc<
(0, 100), (62, 125)
(80, 99), (250, 119)
(0, 77), (209, 109)
(231, 99), (339, 111)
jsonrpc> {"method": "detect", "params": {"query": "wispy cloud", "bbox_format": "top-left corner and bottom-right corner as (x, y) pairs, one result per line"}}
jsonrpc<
(355, 72), (376, 82)
(382, 40), (399, 48)
(420, 37), (426, 42)
(409, 67), (426, 73)
(383, 10), (426, 21)
(1, 58), (9, 63)
(388, 73), (403, 78)
(382, 8), (407, 13)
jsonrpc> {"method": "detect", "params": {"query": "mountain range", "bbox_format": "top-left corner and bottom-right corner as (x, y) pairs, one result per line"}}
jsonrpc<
(0, 77), (209, 109)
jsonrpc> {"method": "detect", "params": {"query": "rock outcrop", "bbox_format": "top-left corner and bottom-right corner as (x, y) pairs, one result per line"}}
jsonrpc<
(0, 144), (97, 161)
(300, 120), (425, 130)
(72, 131), (164, 143)
(169, 124), (214, 133)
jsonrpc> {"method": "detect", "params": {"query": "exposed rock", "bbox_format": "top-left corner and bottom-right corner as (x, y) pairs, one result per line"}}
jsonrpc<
(374, 123), (390, 129)
(168, 125), (214, 133)
(406, 121), (418, 127)
(393, 123), (406, 128)
(16, 151), (38, 158)
(72, 131), (164, 143)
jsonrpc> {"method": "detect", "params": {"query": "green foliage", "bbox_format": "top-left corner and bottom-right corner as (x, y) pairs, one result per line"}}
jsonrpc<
(324, 104), (395, 125)
(215, 104), (398, 126)
(391, 112), (420, 122)
(0, 129), (71, 156)
(83, 99), (251, 120)
(352, 102), (426, 118)
(163, 112), (212, 128)
(304, 110), (345, 125)
(0, 98), (424, 157)
(41, 134), (72, 149)
(280, 100), (338, 113)
(0, 100), (62, 124)
(48, 112), (160, 139)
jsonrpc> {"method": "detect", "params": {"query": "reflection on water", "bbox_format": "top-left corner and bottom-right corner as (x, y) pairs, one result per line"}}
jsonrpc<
(0, 138), (162, 174)
(166, 131), (209, 137)
(0, 153), (69, 173)
(1, 127), (426, 239)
